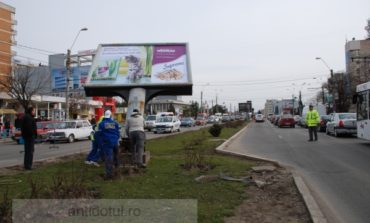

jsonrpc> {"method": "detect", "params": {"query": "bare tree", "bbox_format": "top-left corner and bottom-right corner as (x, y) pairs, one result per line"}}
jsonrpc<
(0, 65), (50, 111)
(327, 72), (351, 112)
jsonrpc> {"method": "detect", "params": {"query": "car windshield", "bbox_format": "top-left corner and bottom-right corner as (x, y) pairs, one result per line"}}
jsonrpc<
(158, 117), (173, 122)
(146, 116), (157, 121)
(338, 113), (356, 119)
(321, 115), (331, 120)
(182, 118), (192, 121)
(55, 122), (76, 129)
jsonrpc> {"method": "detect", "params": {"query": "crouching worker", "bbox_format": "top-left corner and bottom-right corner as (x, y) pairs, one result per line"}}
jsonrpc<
(99, 110), (120, 180)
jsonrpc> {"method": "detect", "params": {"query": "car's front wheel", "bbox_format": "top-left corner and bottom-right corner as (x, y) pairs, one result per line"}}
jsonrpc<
(68, 134), (75, 143)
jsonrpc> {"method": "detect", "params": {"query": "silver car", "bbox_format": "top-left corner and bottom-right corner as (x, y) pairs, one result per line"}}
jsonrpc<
(326, 113), (357, 137)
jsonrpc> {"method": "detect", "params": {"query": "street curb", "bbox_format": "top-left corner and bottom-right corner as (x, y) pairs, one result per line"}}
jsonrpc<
(293, 174), (328, 223)
(215, 123), (328, 223)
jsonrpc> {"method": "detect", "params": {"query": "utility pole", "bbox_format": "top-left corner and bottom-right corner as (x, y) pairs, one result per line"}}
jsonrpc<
(65, 49), (71, 120)
(215, 94), (218, 113)
(65, 27), (87, 120)
(200, 91), (203, 113)
(292, 95), (295, 115)
(322, 85), (325, 105)
(211, 100), (214, 114)
(299, 90), (303, 116)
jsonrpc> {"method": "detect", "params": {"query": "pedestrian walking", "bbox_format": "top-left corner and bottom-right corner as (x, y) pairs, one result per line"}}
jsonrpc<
(305, 104), (320, 141)
(21, 107), (37, 170)
(99, 110), (120, 180)
(4, 117), (10, 137)
(127, 109), (146, 168)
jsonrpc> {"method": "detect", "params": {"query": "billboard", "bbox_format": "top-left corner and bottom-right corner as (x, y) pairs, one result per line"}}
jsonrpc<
(239, 103), (247, 112)
(85, 43), (192, 87)
(52, 66), (90, 91)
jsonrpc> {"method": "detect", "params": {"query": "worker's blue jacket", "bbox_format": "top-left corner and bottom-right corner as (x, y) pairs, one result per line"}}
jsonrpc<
(98, 118), (120, 146)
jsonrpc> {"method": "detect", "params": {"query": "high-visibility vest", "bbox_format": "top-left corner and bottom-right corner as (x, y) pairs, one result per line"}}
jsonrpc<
(305, 110), (320, 127)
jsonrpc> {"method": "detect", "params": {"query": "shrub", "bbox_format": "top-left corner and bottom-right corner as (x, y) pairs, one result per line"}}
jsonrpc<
(224, 120), (244, 128)
(182, 131), (208, 170)
(209, 124), (223, 137)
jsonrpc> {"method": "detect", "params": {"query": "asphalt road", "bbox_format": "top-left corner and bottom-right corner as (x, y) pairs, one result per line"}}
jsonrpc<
(227, 121), (370, 223)
(0, 124), (209, 168)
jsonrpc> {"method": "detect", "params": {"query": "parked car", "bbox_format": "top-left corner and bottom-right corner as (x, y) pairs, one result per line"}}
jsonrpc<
(255, 114), (264, 122)
(222, 115), (231, 122)
(195, 116), (207, 126)
(180, 117), (195, 127)
(278, 114), (295, 128)
(326, 113), (357, 137)
(207, 115), (220, 124)
(274, 115), (281, 126)
(145, 115), (159, 131)
(267, 113), (274, 121)
(153, 116), (181, 133)
(319, 115), (331, 132)
(12, 121), (59, 144)
(47, 120), (93, 143)
(293, 115), (301, 125)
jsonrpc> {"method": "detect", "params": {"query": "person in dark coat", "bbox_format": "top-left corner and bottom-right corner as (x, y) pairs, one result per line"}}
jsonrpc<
(4, 117), (11, 137)
(14, 115), (22, 130)
(21, 107), (37, 170)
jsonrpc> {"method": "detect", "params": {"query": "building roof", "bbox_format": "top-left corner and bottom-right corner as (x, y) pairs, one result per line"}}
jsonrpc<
(0, 2), (15, 13)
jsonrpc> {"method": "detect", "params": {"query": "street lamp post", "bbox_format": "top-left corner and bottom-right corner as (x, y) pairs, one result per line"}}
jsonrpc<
(65, 27), (88, 120)
(315, 57), (334, 112)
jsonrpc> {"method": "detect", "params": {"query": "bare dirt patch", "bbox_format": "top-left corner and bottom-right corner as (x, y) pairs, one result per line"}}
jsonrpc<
(225, 164), (311, 223)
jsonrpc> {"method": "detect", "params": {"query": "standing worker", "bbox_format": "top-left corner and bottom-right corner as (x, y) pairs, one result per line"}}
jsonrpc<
(127, 109), (145, 168)
(21, 107), (37, 170)
(99, 110), (120, 180)
(305, 104), (320, 141)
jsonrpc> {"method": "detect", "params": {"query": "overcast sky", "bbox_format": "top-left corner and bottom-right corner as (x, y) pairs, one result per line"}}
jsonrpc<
(3, 0), (370, 111)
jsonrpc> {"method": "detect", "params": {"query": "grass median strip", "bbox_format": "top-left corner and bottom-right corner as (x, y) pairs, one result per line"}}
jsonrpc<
(1, 122), (254, 223)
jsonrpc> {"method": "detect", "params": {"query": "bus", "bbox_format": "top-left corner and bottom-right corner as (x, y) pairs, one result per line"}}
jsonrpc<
(355, 81), (370, 140)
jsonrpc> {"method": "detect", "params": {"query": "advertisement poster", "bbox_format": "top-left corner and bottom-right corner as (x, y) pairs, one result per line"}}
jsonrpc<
(52, 66), (90, 91)
(86, 44), (191, 87)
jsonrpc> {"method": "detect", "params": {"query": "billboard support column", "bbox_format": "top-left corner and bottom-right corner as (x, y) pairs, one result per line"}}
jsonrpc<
(126, 87), (146, 125)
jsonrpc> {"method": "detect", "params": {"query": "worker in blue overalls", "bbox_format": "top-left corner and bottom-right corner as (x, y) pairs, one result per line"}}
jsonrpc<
(85, 116), (104, 166)
(99, 110), (120, 180)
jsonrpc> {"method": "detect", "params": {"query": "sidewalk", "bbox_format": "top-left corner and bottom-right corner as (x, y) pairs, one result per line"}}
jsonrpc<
(0, 137), (15, 144)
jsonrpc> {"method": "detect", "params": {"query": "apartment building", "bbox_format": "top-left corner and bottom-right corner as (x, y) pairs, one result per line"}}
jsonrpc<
(0, 2), (16, 82)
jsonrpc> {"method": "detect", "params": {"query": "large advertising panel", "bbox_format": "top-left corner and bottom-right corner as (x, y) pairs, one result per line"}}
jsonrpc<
(85, 43), (192, 87)
(239, 103), (247, 112)
(52, 66), (90, 91)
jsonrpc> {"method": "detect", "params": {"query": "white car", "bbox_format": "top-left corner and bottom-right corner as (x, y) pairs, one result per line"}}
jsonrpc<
(326, 113), (357, 137)
(47, 120), (94, 143)
(153, 116), (181, 133)
(145, 115), (159, 131)
(255, 114), (264, 122)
